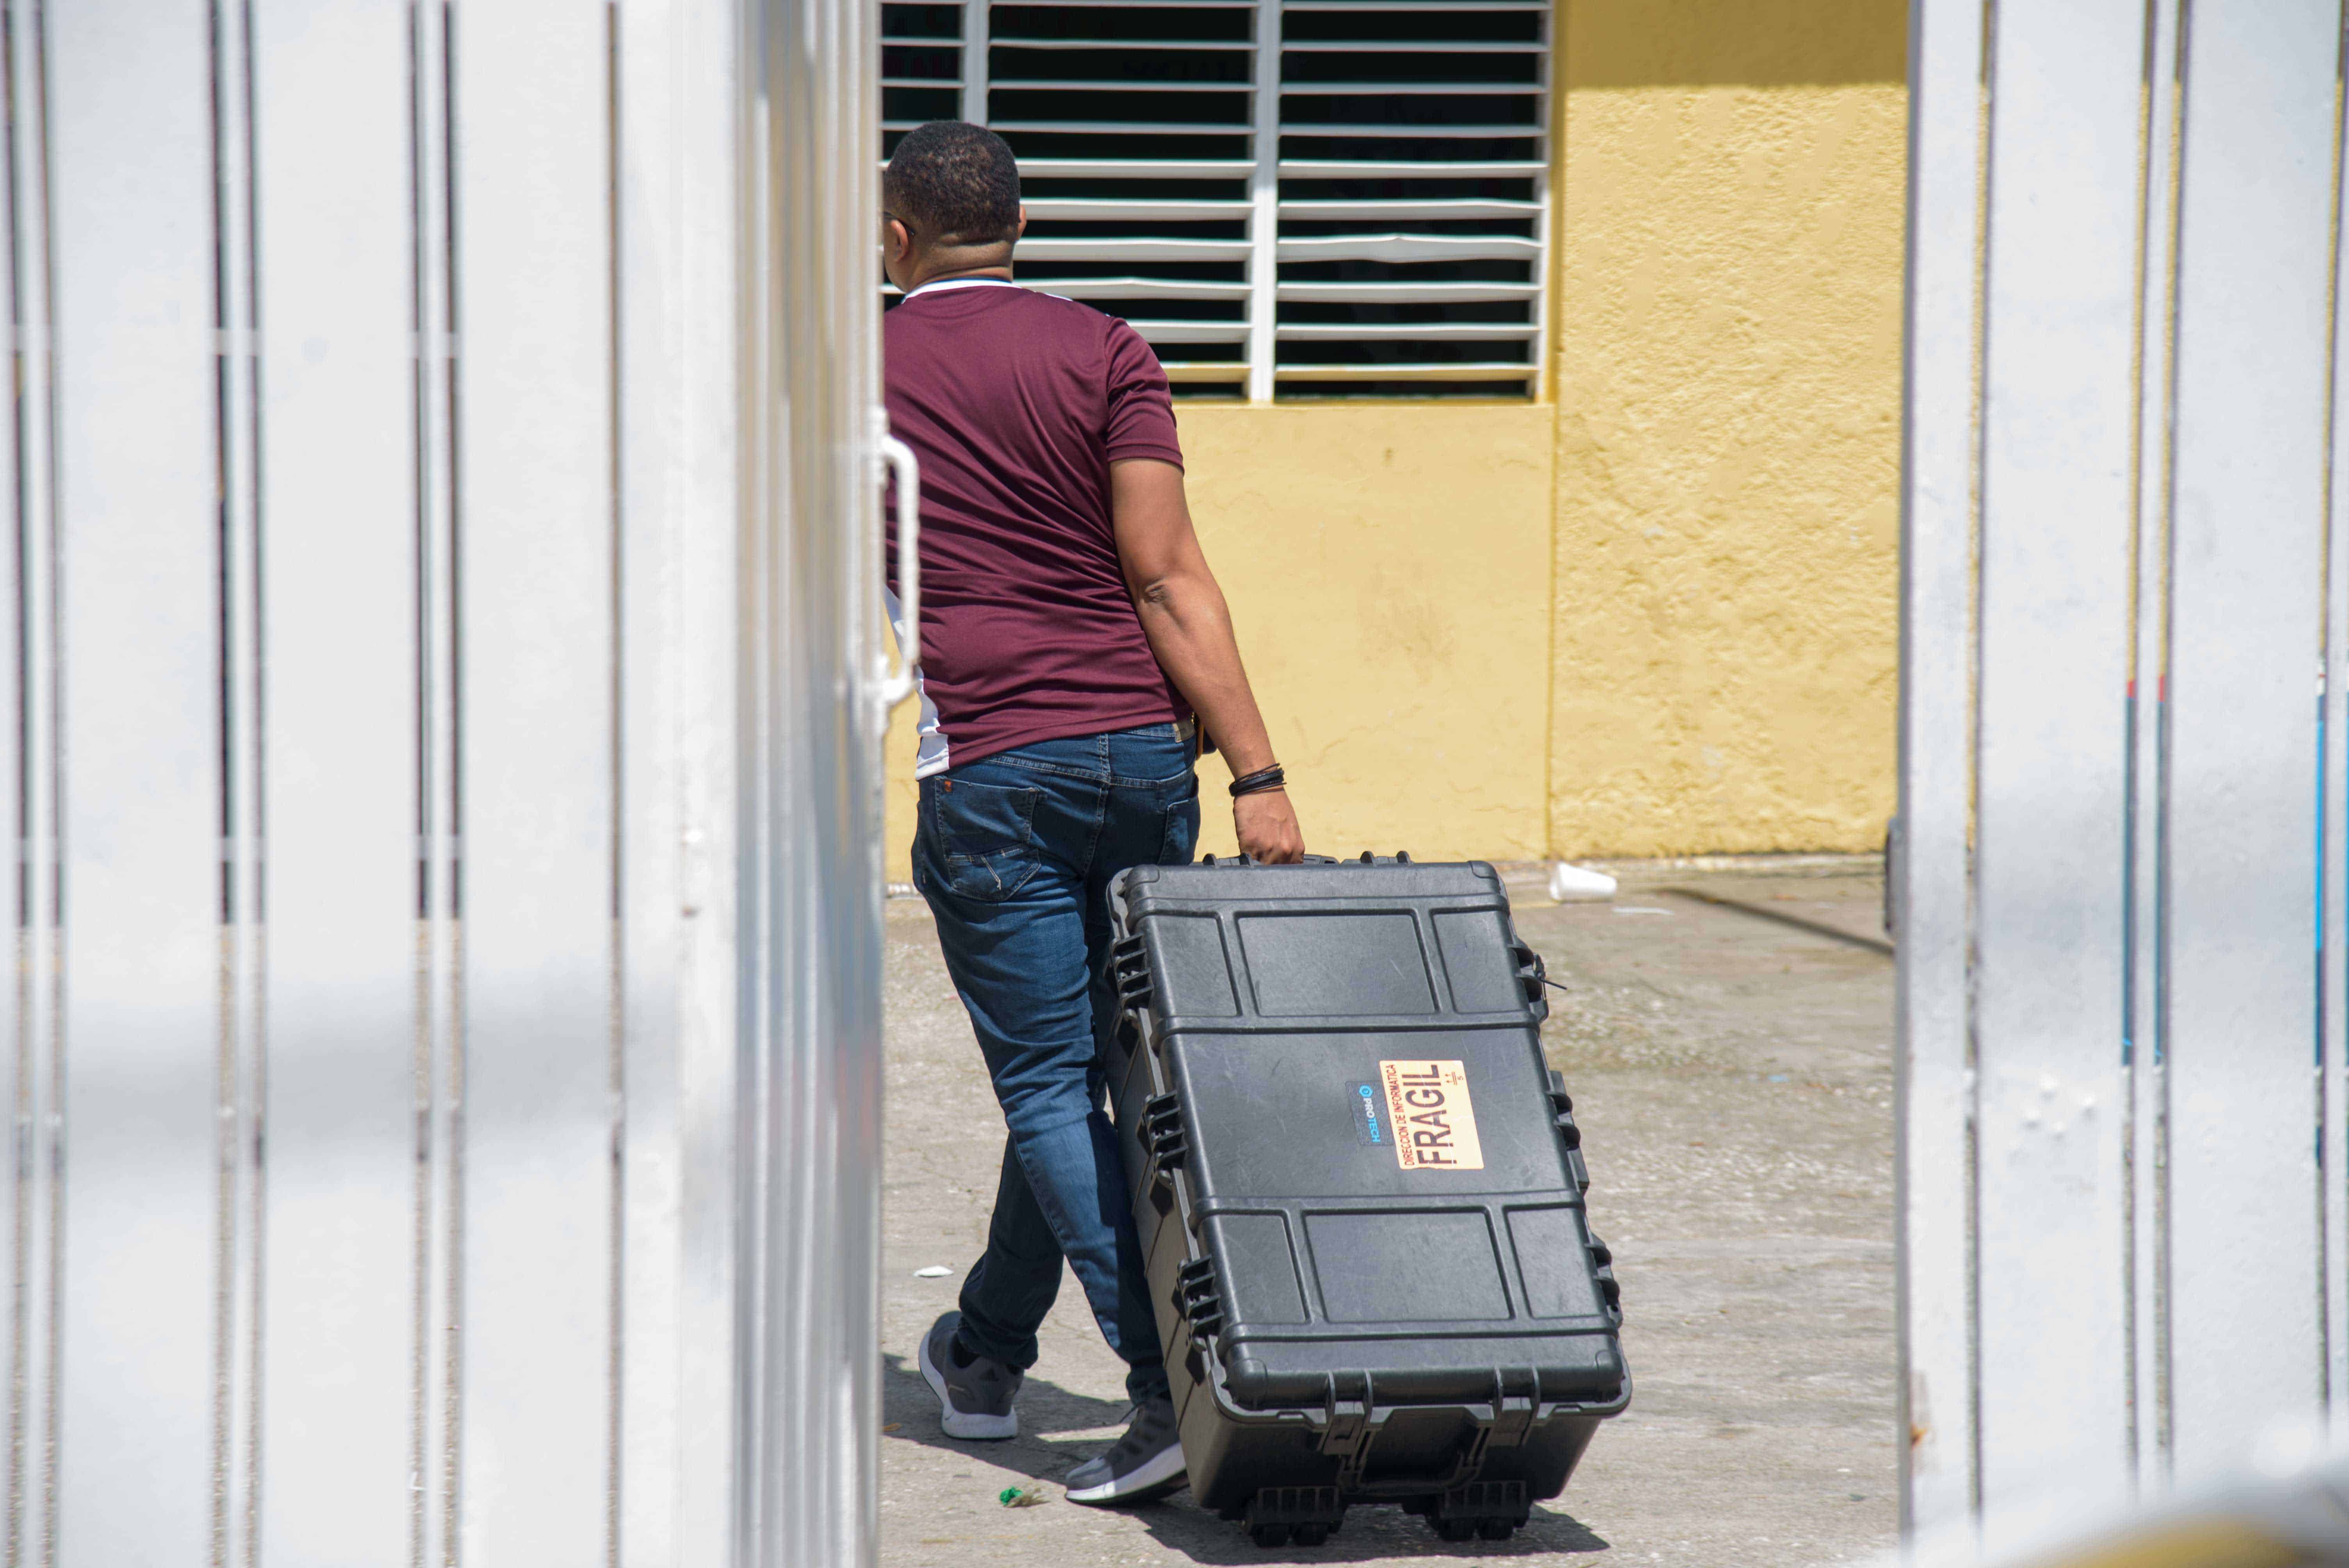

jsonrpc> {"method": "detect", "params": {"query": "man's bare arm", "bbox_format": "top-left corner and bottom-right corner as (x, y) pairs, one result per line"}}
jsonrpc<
(1110, 458), (1305, 864)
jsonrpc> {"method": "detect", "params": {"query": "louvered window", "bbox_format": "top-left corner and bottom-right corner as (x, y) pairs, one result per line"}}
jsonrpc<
(881, 0), (1549, 401)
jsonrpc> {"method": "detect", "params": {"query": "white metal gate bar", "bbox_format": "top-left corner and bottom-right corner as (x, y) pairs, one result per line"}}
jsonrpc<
(0, 0), (891, 1562)
(1902, 0), (2349, 1538)
(49, 6), (222, 1561)
(615, 0), (754, 1557)
(2125, 0), (2183, 1504)
(744, 0), (889, 1557)
(1971, 0), (2139, 1512)
(252, 0), (418, 1560)
(459, 1), (621, 1556)
(2162, 0), (2336, 1478)
(1897, 0), (1986, 1532)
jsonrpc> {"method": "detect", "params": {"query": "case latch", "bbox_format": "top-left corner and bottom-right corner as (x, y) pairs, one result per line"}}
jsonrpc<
(1546, 1069), (1589, 1193)
(1316, 1370), (1377, 1486)
(1588, 1231), (1622, 1320)
(1487, 1367), (1538, 1450)
(1109, 934), (1153, 1012)
(1510, 932), (1549, 1020)
(1174, 1256), (1223, 1339)
(1141, 1091), (1188, 1178)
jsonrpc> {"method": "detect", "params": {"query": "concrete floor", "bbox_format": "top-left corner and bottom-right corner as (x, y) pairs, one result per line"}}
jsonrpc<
(879, 857), (1897, 1566)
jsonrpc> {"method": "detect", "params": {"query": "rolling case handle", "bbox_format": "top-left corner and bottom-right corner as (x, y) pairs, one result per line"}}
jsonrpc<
(1196, 852), (1412, 866)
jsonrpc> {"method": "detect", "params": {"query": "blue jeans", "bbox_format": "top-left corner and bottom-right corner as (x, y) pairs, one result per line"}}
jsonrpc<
(914, 722), (1199, 1406)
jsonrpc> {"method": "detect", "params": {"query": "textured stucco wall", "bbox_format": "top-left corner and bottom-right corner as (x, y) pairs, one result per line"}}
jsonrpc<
(883, 403), (1557, 878)
(1549, 1), (1907, 855)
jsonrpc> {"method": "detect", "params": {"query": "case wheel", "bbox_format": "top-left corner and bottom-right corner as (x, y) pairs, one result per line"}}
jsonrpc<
(1242, 1486), (1344, 1548)
(1415, 1479), (1530, 1543)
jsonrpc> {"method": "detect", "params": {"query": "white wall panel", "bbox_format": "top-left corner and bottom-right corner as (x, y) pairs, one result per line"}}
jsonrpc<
(2160, 0), (2337, 1474)
(1970, 0), (2142, 1515)
(0, 1), (59, 1558)
(1897, 0), (1984, 1533)
(2128, 0), (2184, 1496)
(251, 2), (419, 1561)
(1904, 0), (2349, 1537)
(452, 2), (617, 1558)
(615, 0), (745, 1560)
(47, 4), (221, 1561)
(7, 0), (897, 1560)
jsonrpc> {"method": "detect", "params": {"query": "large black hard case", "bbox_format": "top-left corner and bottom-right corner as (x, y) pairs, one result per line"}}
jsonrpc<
(1104, 856), (1628, 1546)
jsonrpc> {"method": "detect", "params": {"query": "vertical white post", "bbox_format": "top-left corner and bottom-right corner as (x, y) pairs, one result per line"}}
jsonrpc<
(1971, 0), (2142, 1525)
(2324, 0), (2349, 1443)
(1898, 0), (1987, 1537)
(1246, 0), (1280, 403)
(2160, 0), (2336, 1479)
(413, 0), (464, 1558)
(2, 1), (60, 1559)
(251, 0), (420, 1561)
(961, 0), (988, 125)
(1531, 0), (1552, 403)
(49, 4), (221, 1559)
(614, 0), (745, 1559)
(212, 1), (267, 1551)
(453, 0), (618, 1556)
(746, 0), (888, 1560)
(2128, 0), (2183, 1493)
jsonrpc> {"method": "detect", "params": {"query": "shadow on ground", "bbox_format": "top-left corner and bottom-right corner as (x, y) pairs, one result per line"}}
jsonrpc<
(883, 1353), (1611, 1563)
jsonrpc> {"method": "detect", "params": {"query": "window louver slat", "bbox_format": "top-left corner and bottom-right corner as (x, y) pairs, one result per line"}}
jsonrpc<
(882, 0), (1550, 400)
(1019, 239), (1255, 259)
(1278, 282), (1539, 303)
(1281, 198), (1540, 219)
(1278, 321), (1539, 339)
(1277, 233), (1540, 261)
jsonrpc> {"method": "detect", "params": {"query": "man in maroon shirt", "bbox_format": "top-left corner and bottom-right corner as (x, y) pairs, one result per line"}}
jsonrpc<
(885, 121), (1303, 1506)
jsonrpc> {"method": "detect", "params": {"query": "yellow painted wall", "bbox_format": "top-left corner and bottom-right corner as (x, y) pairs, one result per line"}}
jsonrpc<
(883, 403), (1558, 878)
(1549, 1), (1907, 856)
(885, 0), (1908, 877)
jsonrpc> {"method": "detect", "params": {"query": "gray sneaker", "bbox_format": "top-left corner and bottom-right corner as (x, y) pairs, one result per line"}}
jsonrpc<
(1064, 1396), (1186, 1505)
(917, 1311), (1022, 1441)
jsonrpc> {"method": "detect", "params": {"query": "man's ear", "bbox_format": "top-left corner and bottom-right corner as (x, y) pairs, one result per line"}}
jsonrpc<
(1016, 205), (1029, 242)
(887, 216), (914, 263)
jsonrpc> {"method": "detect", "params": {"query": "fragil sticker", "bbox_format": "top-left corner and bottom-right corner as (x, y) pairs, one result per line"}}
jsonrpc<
(1378, 1059), (1485, 1172)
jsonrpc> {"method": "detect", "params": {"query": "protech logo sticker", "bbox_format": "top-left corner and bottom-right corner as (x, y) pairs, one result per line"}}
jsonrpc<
(1351, 1083), (1385, 1146)
(1378, 1060), (1486, 1172)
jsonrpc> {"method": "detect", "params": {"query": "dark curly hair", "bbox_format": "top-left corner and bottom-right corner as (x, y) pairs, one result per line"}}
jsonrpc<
(884, 121), (1021, 247)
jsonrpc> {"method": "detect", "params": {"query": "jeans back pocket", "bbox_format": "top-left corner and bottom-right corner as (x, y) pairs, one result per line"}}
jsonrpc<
(926, 777), (1044, 901)
(1159, 774), (1200, 866)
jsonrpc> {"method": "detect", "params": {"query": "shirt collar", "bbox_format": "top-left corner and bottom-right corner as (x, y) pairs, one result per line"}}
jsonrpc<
(904, 276), (1027, 299)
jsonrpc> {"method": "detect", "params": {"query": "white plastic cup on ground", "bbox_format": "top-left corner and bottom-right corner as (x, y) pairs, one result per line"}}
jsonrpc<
(1547, 861), (1618, 903)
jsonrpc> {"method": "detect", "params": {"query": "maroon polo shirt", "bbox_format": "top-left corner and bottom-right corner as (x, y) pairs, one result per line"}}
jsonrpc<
(884, 278), (1190, 773)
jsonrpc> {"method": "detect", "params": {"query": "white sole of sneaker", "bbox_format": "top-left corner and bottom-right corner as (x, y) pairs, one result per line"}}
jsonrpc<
(1063, 1438), (1187, 1506)
(918, 1328), (1018, 1441)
